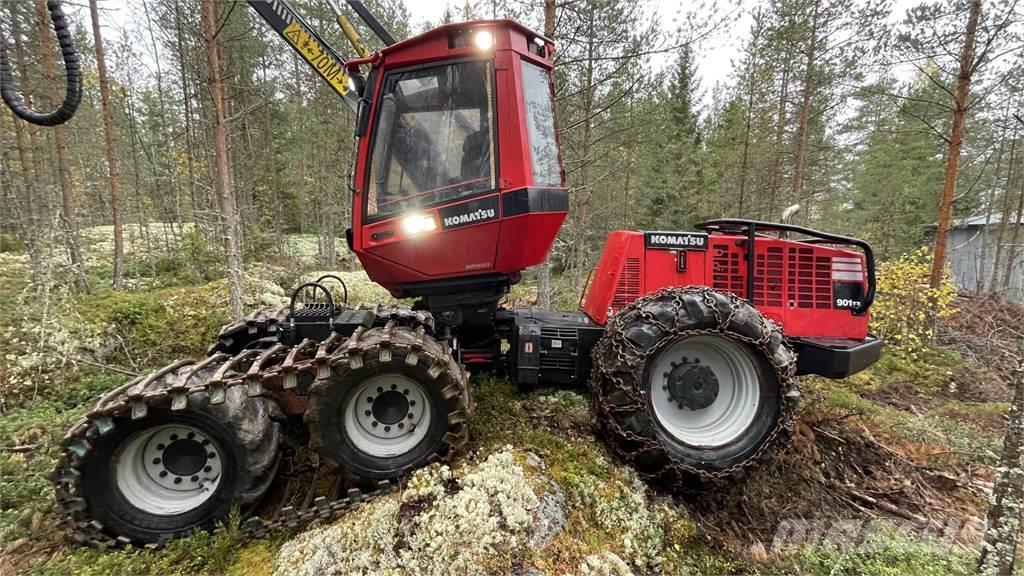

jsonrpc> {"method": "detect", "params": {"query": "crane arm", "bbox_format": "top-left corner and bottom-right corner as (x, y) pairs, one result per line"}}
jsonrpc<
(246, 0), (359, 111)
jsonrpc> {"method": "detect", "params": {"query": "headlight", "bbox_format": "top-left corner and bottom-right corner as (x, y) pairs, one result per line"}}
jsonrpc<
(401, 214), (438, 235)
(473, 30), (494, 51)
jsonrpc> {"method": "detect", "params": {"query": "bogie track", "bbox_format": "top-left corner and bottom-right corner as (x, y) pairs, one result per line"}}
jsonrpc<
(54, 309), (469, 546)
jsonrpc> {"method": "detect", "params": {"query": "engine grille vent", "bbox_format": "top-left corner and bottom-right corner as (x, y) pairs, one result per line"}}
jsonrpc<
(611, 257), (641, 311)
(787, 247), (832, 308)
(754, 246), (784, 307)
(540, 326), (577, 340)
(711, 243), (745, 298)
(540, 356), (575, 370)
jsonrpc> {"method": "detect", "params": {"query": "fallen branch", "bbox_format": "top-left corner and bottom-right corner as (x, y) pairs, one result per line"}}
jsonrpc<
(60, 356), (139, 377)
(1, 445), (38, 453)
(846, 488), (930, 526)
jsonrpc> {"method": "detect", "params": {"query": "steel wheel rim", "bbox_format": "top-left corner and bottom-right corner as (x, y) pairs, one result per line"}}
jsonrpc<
(114, 424), (223, 516)
(648, 335), (761, 448)
(344, 373), (431, 457)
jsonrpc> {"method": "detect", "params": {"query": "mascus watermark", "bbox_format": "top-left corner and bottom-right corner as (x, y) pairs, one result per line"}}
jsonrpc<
(769, 517), (985, 552)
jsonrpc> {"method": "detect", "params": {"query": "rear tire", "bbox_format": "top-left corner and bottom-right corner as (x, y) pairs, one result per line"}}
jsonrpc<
(76, 386), (281, 545)
(306, 325), (470, 480)
(591, 287), (797, 484)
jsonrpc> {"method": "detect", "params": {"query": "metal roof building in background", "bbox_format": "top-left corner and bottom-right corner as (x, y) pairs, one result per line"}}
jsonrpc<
(943, 214), (1023, 302)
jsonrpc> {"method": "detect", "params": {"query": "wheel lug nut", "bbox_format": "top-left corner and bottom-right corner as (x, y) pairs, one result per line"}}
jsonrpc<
(191, 475), (199, 482)
(159, 471), (168, 478)
(204, 465), (212, 472)
(410, 400), (416, 406)
(367, 397), (373, 403)
(403, 389), (409, 395)
(371, 421), (378, 428)
(173, 477), (182, 484)
(377, 387), (383, 393)
(365, 410), (372, 416)
(152, 458), (161, 465)
(202, 439), (210, 446)
(157, 443), (166, 450)
(170, 434), (178, 441)
(390, 384), (397, 390)
(398, 423), (404, 429)
(384, 426), (391, 432)
(407, 413), (414, 419)
(187, 432), (195, 439)
(207, 452), (216, 459)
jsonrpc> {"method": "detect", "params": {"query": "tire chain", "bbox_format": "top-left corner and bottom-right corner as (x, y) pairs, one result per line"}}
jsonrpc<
(53, 316), (469, 548)
(591, 285), (799, 483)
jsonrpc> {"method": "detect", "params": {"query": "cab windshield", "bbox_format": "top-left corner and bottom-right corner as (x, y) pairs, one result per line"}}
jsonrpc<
(367, 61), (495, 218)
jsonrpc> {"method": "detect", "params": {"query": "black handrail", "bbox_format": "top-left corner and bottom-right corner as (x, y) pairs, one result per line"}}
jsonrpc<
(288, 282), (336, 317)
(697, 218), (876, 315)
(316, 274), (350, 307)
(0, 0), (81, 126)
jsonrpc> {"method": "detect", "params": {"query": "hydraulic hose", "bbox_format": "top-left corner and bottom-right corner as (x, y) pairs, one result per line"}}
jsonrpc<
(0, 0), (81, 126)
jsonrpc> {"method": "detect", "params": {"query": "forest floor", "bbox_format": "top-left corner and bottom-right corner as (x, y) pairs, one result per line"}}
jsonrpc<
(0, 225), (1019, 575)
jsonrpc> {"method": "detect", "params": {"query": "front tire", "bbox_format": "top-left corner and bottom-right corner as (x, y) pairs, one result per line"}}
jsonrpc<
(591, 287), (797, 484)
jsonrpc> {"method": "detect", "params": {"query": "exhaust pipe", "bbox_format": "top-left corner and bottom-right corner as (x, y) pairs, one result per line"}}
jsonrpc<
(780, 204), (800, 239)
(781, 204), (801, 224)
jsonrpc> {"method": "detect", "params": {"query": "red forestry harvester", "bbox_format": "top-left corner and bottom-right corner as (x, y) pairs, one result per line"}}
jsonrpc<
(4, 0), (881, 545)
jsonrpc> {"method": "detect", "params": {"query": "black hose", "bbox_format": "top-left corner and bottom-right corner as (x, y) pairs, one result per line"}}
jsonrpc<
(0, 0), (81, 126)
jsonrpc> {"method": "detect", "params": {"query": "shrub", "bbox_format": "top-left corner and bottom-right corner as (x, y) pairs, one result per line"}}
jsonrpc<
(0, 232), (25, 253)
(870, 247), (957, 359)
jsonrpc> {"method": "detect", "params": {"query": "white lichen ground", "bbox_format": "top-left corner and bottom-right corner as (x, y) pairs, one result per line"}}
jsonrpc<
(274, 448), (540, 576)
(271, 440), (690, 576)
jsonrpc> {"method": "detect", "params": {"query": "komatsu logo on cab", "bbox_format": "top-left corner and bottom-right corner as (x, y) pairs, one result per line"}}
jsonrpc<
(443, 208), (495, 227)
(644, 231), (708, 250)
(438, 196), (500, 230)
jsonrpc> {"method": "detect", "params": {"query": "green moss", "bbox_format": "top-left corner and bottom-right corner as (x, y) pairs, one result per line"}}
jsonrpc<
(228, 539), (280, 576)
(0, 371), (126, 545)
(0, 232), (25, 253)
(74, 283), (229, 367)
(29, 527), (248, 576)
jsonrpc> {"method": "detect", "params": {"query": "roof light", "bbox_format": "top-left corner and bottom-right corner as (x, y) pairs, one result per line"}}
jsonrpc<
(401, 213), (438, 236)
(473, 30), (494, 51)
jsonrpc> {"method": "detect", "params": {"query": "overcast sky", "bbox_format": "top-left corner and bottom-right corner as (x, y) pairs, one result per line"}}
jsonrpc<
(86, 0), (920, 108)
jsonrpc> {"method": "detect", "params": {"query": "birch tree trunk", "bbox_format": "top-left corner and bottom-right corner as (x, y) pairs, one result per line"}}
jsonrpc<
(978, 348), (1024, 576)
